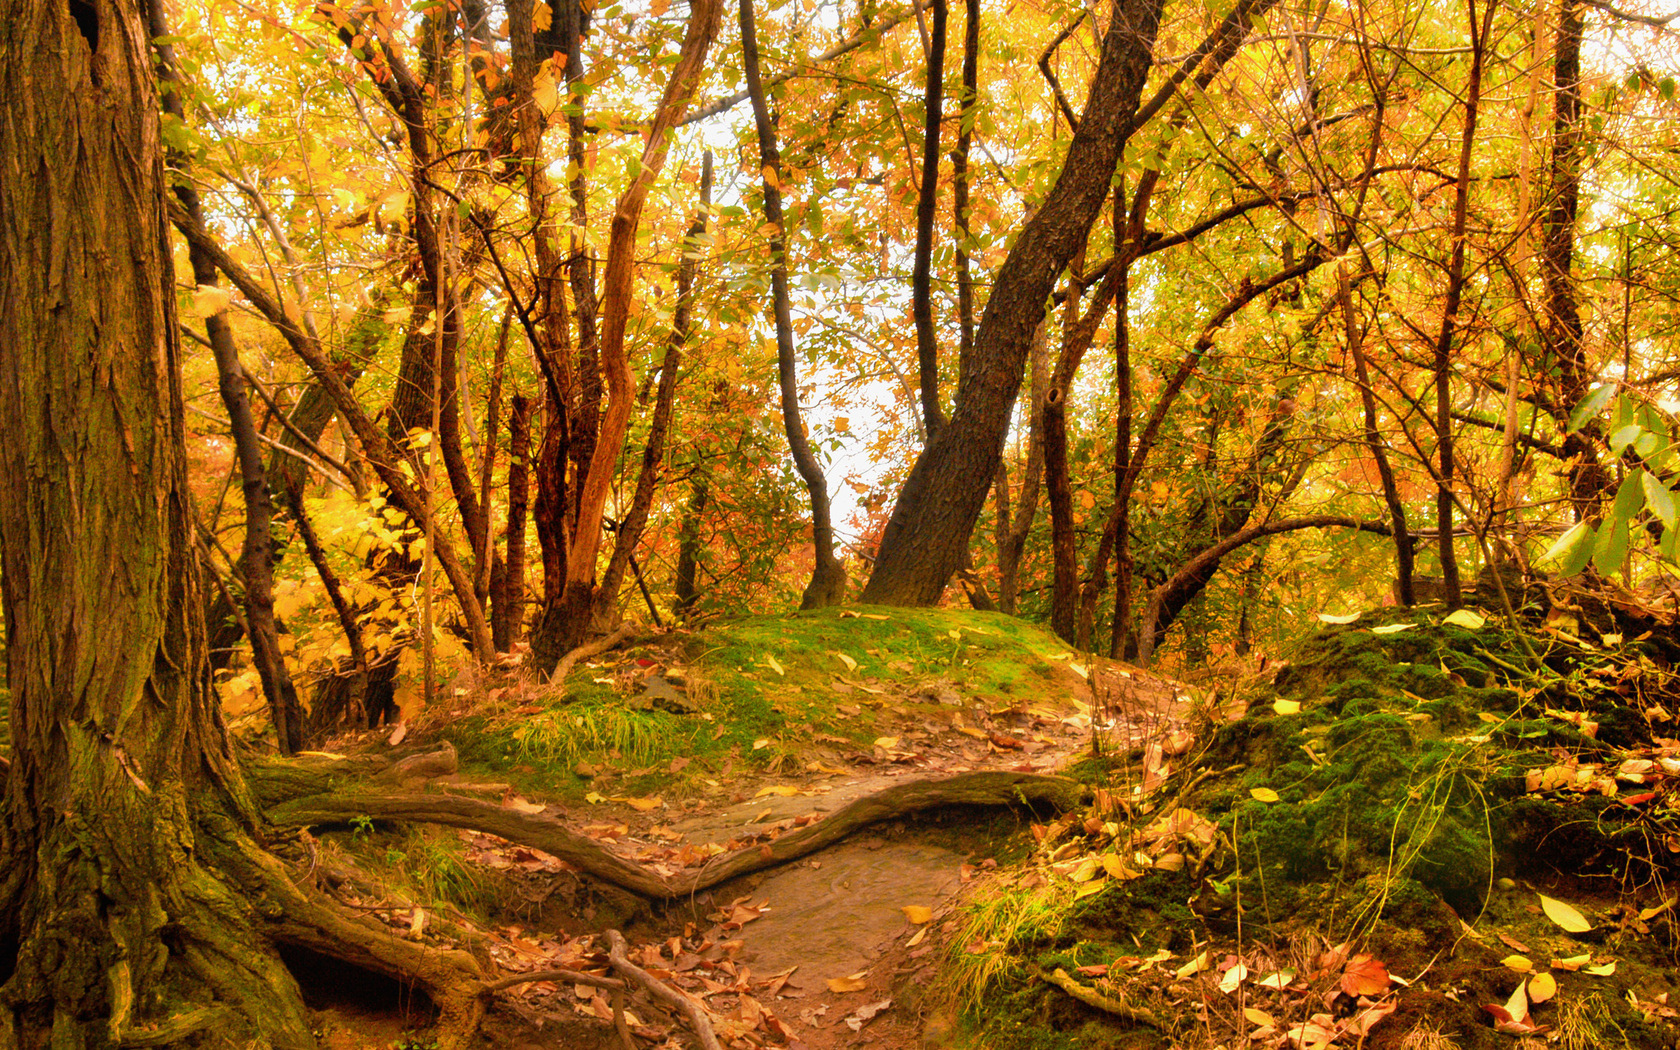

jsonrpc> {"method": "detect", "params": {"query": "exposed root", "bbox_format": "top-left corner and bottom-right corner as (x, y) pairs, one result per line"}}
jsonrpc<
(1042, 967), (1163, 1029)
(607, 928), (722, 1050)
(268, 770), (1084, 898)
(551, 622), (639, 686)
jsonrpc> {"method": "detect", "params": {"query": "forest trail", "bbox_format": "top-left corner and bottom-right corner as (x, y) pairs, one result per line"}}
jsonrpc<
(464, 650), (1201, 1049)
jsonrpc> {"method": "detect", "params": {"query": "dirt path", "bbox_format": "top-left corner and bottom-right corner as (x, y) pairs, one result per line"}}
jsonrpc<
(461, 657), (1200, 1048)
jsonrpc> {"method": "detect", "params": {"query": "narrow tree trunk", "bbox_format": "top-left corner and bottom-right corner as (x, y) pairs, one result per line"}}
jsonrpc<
(496, 394), (534, 651)
(913, 0), (948, 437)
(1432, 0), (1496, 609)
(595, 154), (714, 624)
(674, 475), (711, 617)
(152, 6), (305, 754)
(741, 0), (847, 609)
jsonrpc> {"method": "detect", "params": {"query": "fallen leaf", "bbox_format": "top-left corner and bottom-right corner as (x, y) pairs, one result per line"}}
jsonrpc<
(1552, 954), (1590, 971)
(826, 975), (868, 993)
(1584, 960), (1617, 976)
(1340, 954), (1391, 997)
(1502, 955), (1534, 973)
(1257, 970), (1294, 990)
(1444, 609), (1487, 628)
(1528, 972), (1557, 1003)
(906, 926), (927, 947)
(754, 785), (801, 798)
(1372, 622), (1416, 635)
(1250, 787), (1280, 803)
(753, 738), (772, 750)
(1347, 997), (1398, 1036)
(1317, 612), (1360, 624)
(835, 652), (859, 672)
(764, 654), (785, 676)
(1174, 950), (1211, 979)
(873, 736), (900, 749)
(1244, 1007), (1276, 1027)
(1273, 699), (1302, 715)
(1218, 963), (1249, 993)
(1539, 893), (1593, 933)
(1497, 933), (1531, 953)
(902, 905), (934, 924)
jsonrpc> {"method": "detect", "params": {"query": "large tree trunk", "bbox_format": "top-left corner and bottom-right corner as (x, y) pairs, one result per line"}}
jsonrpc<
(860, 0), (1165, 605)
(0, 0), (317, 1038)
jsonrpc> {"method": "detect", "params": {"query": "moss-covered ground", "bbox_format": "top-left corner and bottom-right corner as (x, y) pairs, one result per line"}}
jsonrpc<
(939, 604), (1680, 1050)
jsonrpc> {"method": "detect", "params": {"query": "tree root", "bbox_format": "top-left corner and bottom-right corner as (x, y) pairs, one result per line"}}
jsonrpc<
(551, 622), (639, 685)
(268, 770), (1084, 899)
(606, 929), (722, 1050)
(1042, 967), (1163, 1029)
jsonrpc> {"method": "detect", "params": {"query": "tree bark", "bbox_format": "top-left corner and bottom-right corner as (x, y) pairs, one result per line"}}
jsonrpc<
(0, 0), (316, 1037)
(860, 0), (1166, 605)
(740, 0), (847, 610)
(913, 0), (949, 437)
(496, 393), (534, 651)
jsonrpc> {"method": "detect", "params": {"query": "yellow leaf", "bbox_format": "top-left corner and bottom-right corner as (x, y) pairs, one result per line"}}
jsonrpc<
(834, 651), (858, 672)
(192, 284), (230, 318)
(1527, 972), (1557, 1003)
(752, 738), (772, 750)
(618, 795), (663, 812)
(1244, 1007), (1276, 1028)
(1444, 608), (1486, 629)
(1099, 853), (1134, 879)
(826, 975), (868, 993)
(902, 905), (933, 924)
(1069, 856), (1099, 883)
(531, 0), (553, 30)
(1317, 612), (1360, 624)
(873, 736), (900, 749)
(1074, 880), (1108, 899)
(1250, 787), (1280, 803)
(1583, 960), (1616, 976)
(764, 654), (785, 676)
(762, 165), (782, 191)
(906, 926), (927, 947)
(1174, 950), (1211, 979)
(1273, 700), (1301, 715)
(1539, 893), (1593, 933)
(754, 785), (800, 798)
(1502, 955), (1533, 973)
(1372, 622), (1416, 635)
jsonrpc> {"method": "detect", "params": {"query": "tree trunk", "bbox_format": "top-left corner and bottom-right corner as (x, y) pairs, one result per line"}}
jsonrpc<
(861, 0), (1165, 605)
(594, 154), (714, 626)
(529, 0), (723, 671)
(913, 0), (948, 437)
(740, 0), (847, 610)
(496, 393), (534, 651)
(152, 14), (306, 755)
(0, 0), (317, 1037)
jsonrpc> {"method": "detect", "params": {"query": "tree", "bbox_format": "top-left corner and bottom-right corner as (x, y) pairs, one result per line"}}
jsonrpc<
(0, 0), (481, 1040)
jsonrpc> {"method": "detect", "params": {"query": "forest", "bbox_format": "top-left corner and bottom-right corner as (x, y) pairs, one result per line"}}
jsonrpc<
(2, 0), (1680, 1043)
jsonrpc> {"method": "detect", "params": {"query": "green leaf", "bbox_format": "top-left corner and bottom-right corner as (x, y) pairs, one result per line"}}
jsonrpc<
(1592, 519), (1629, 577)
(1643, 471), (1677, 530)
(1664, 526), (1680, 563)
(1569, 384), (1616, 432)
(1613, 472), (1644, 523)
(1538, 520), (1593, 576)
(1610, 423), (1642, 455)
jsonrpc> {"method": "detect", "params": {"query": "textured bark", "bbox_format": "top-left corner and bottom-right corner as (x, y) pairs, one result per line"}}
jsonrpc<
(740, 0), (848, 610)
(913, 0), (949, 437)
(0, 0), (314, 1039)
(674, 476), (711, 617)
(953, 0), (981, 380)
(861, 0), (1165, 605)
